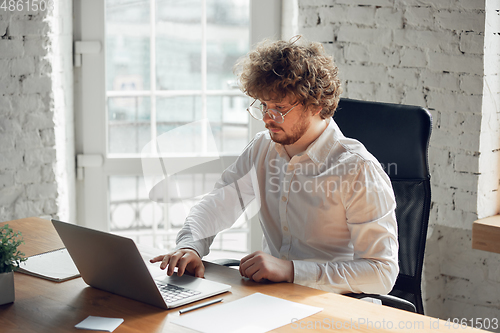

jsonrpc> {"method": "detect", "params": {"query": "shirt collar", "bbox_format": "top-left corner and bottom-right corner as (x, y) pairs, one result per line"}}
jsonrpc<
(274, 141), (289, 160)
(305, 119), (339, 165)
(272, 119), (342, 165)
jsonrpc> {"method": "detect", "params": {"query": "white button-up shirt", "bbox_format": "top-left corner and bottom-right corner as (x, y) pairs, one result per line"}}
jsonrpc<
(176, 119), (399, 294)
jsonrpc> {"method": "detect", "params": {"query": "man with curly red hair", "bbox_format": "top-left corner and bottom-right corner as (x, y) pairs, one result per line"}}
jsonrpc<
(151, 37), (399, 295)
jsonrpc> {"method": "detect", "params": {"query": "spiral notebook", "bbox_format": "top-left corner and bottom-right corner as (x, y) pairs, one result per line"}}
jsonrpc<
(18, 248), (80, 282)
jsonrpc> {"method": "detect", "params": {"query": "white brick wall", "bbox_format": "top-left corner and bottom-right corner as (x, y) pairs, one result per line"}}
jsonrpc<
(296, 0), (500, 327)
(0, 1), (75, 223)
(0, 8), (53, 220)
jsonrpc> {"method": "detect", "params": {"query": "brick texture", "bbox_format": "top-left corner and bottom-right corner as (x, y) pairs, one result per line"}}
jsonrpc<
(0, 2), (74, 223)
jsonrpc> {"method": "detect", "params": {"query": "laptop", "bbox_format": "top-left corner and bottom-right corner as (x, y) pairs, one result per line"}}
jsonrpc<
(51, 219), (231, 309)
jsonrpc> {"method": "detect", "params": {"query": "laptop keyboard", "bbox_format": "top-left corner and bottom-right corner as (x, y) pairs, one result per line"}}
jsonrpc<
(156, 282), (202, 303)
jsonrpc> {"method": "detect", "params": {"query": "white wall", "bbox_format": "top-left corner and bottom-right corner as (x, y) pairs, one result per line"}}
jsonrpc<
(50, 0), (76, 223)
(295, 0), (500, 326)
(0, 2), (75, 223)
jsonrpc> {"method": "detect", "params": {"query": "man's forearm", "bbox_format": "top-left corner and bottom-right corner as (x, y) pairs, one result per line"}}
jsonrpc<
(292, 258), (398, 294)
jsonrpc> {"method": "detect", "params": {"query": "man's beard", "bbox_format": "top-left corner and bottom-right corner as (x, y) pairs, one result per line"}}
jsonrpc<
(266, 112), (310, 146)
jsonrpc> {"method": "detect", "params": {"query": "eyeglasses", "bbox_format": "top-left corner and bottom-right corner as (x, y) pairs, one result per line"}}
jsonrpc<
(246, 99), (299, 124)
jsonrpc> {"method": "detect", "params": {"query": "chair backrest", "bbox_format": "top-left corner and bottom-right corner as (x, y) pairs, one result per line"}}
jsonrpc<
(334, 98), (432, 314)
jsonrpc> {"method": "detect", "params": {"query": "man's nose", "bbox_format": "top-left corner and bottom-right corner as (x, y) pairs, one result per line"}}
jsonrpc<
(262, 110), (273, 123)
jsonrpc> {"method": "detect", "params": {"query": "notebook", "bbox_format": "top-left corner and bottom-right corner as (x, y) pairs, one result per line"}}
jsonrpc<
(18, 248), (80, 282)
(51, 219), (231, 309)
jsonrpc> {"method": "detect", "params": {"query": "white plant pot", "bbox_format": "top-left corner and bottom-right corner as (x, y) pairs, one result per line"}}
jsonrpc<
(0, 271), (15, 305)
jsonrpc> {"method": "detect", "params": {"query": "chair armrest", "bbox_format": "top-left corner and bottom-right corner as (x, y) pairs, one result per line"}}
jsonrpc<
(343, 293), (416, 313)
(211, 258), (241, 267)
(211, 259), (417, 312)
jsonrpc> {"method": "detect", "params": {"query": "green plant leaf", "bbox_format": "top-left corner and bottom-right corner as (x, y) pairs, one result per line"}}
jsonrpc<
(0, 224), (26, 273)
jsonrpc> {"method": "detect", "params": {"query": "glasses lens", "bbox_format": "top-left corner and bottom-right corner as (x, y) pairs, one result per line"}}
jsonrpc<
(248, 106), (264, 120)
(267, 109), (284, 123)
(247, 100), (286, 123)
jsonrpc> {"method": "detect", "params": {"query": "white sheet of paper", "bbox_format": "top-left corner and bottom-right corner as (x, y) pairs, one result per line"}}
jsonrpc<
(172, 292), (322, 333)
(18, 248), (80, 281)
(75, 316), (124, 332)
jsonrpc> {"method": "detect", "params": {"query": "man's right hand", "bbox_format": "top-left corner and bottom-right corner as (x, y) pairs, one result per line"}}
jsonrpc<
(150, 248), (205, 278)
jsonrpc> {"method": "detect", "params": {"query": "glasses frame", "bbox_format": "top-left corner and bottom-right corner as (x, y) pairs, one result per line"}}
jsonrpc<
(246, 99), (299, 124)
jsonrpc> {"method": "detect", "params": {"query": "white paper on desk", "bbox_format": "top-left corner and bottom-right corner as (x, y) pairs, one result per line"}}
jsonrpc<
(18, 248), (80, 282)
(75, 316), (124, 332)
(172, 292), (322, 333)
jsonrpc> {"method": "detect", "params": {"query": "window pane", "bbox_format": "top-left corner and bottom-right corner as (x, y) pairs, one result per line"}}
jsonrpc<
(106, 0), (150, 91)
(156, 0), (202, 90)
(207, 95), (249, 154)
(108, 96), (151, 154)
(155, 95), (249, 155)
(156, 96), (203, 154)
(157, 96), (201, 125)
(207, 0), (249, 90)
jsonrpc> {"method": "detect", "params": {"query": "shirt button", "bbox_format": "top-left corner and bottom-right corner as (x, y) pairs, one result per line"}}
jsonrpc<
(281, 255), (287, 260)
(282, 196), (287, 202)
(283, 226), (288, 232)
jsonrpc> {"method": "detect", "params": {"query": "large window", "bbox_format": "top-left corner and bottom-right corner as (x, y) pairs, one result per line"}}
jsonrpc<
(74, 0), (281, 258)
(105, 0), (250, 255)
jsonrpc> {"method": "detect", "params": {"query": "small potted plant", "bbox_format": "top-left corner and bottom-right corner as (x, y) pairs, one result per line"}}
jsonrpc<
(0, 224), (26, 305)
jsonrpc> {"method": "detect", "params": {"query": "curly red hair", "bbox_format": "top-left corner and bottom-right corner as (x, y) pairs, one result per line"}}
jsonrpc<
(234, 36), (342, 118)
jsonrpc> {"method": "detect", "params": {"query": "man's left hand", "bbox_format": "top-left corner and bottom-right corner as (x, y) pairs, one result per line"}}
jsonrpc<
(239, 251), (294, 283)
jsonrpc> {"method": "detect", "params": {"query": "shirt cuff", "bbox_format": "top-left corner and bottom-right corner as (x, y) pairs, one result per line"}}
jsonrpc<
(174, 243), (203, 258)
(292, 260), (320, 286)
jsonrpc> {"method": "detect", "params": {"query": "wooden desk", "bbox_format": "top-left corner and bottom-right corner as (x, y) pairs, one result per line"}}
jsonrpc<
(0, 217), (488, 332)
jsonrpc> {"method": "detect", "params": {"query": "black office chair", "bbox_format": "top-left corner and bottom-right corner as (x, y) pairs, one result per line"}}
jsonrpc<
(335, 98), (432, 314)
(214, 98), (432, 314)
